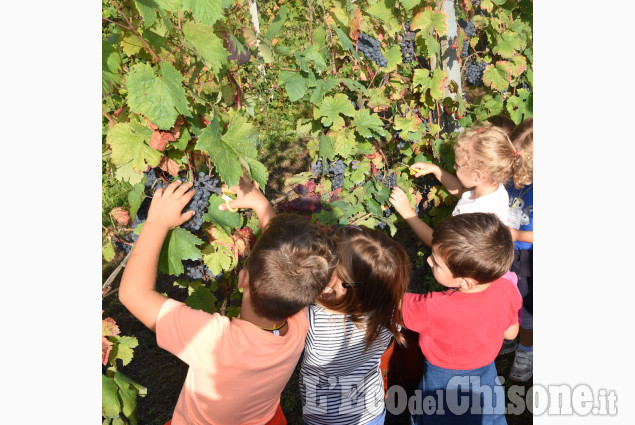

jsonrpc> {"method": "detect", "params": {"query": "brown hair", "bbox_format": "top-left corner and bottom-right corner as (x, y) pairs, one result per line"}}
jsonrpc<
(454, 122), (517, 186)
(432, 213), (514, 284)
(486, 114), (516, 136)
(318, 226), (411, 350)
(510, 117), (533, 188)
(245, 213), (339, 322)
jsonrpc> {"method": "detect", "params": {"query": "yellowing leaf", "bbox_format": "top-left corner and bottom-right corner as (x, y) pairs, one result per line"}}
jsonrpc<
(107, 123), (161, 172)
(411, 8), (448, 36)
(183, 21), (229, 74)
(493, 31), (523, 59)
(482, 61), (512, 92)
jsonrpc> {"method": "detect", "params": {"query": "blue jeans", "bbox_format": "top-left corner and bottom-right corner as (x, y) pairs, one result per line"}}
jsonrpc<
(410, 360), (506, 425)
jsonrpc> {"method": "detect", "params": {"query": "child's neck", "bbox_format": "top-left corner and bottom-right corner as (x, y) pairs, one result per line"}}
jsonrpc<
(457, 281), (492, 293)
(472, 181), (499, 199)
(238, 298), (289, 336)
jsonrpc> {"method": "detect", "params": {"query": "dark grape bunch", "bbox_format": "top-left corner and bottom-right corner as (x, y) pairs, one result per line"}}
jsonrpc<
(466, 61), (487, 86)
(400, 21), (418, 63)
(458, 19), (476, 58)
(310, 158), (347, 190)
(357, 33), (388, 68)
(182, 172), (222, 232)
(183, 259), (222, 282)
(376, 172), (398, 189)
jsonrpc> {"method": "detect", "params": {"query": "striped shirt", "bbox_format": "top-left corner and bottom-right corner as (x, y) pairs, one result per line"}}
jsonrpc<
(299, 304), (393, 425)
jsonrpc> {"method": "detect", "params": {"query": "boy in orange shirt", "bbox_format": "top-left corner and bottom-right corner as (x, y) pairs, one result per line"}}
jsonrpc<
(119, 178), (338, 425)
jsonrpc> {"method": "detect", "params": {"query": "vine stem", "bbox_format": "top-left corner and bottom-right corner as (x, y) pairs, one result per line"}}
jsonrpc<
(102, 250), (132, 297)
(108, 0), (161, 63)
(307, 0), (314, 44)
(351, 212), (373, 225)
(102, 110), (116, 125)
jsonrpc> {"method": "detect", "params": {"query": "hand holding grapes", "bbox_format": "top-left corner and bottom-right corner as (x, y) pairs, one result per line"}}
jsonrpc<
(147, 180), (196, 230)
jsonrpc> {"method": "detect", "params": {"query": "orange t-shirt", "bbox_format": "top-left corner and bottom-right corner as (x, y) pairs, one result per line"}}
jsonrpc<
(156, 299), (309, 425)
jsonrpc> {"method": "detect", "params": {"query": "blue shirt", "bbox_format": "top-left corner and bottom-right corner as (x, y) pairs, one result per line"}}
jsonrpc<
(507, 183), (533, 251)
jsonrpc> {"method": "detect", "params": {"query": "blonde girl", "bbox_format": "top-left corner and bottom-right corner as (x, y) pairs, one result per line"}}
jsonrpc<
(390, 122), (529, 247)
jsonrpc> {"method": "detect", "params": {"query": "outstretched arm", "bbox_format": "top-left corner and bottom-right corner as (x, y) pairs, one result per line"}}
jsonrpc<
(411, 162), (465, 198)
(119, 180), (196, 332)
(389, 187), (433, 247)
(509, 228), (533, 244)
(218, 175), (275, 229)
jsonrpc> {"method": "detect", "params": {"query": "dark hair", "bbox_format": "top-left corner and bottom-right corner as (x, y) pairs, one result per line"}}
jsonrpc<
(245, 213), (338, 322)
(510, 116), (533, 188)
(487, 114), (516, 136)
(318, 226), (411, 349)
(432, 213), (514, 284)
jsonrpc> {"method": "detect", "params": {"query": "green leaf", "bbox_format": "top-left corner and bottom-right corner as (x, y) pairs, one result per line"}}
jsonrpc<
(412, 69), (431, 92)
(102, 375), (121, 418)
(367, 0), (396, 23)
(365, 198), (382, 216)
(309, 78), (340, 105)
(430, 69), (447, 100)
(126, 62), (190, 130)
(314, 94), (356, 131)
(158, 228), (203, 275)
(113, 370), (147, 396)
(154, 0), (182, 12)
(202, 241), (234, 275)
(394, 113), (421, 138)
(301, 44), (327, 72)
(118, 386), (138, 423)
(318, 135), (335, 160)
(339, 78), (369, 96)
(109, 335), (138, 366)
(279, 71), (308, 102)
(265, 4), (289, 40)
(115, 163), (145, 185)
(172, 127), (190, 151)
(506, 89), (532, 124)
(332, 129), (357, 159)
(134, 0), (158, 27)
(400, 0), (419, 11)
(103, 238), (115, 262)
(352, 109), (386, 138)
(107, 123), (161, 172)
(411, 9), (448, 36)
(182, 0), (231, 26)
(493, 31), (522, 59)
(384, 44), (402, 72)
(375, 183), (391, 204)
(350, 161), (371, 185)
(128, 181), (146, 221)
(203, 195), (241, 234)
(245, 158), (268, 192)
(121, 32), (143, 57)
(183, 21), (229, 74)
(102, 41), (122, 92)
(258, 40), (274, 64)
(332, 26), (359, 60)
(185, 286), (218, 314)
(482, 62), (512, 92)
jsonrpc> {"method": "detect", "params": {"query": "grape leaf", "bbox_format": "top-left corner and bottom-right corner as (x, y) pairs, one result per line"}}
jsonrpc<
(121, 32), (144, 56)
(318, 134), (335, 160)
(384, 44), (403, 72)
(493, 31), (522, 59)
(365, 198), (382, 216)
(102, 41), (121, 92)
(265, 4), (289, 40)
(394, 113), (421, 138)
(107, 123), (161, 172)
(350, 161), (371, 185)
(412, 69), (431, 92)
(332, 26), (359, 60)
(314, 94), (356, 131)
(108, 335), (138, 367)
(508, 54), (528, 77)
(115, 163), (145, 185)
(134, 0), (158, 27)
(482, 61), (512, 92)
(479, 0), (494, 13)
(203, 195), (241, 235)
(102, 376), (121, 418)
(366, 0), (396, 23)
(128, 182), (146, 221)
(506, 89), (531, 124)
(158, 228), (203, 275)
(430, 69), (448, 100)
(245, 158), (268, 192)
(183, 21), (229, 75)
(113, 370), (147, 396)
(352, 109), (386, 138)
(332, 129), (357, 159)
(154, 0), (182, 12)
(103, 238), (115, 262)
(126, 62), (190, 130)
(202, 242), (234, 275)
(182, 0), (231, 27)
(300, 44), (327, 72)
(411, 8), (448, 36)
(400, 0), (419, 11)
(185, 286), (218, 314)
(309, 78), (340, 105)
(102, 317), (120, 338)
(279, 71), (308, 102)
(258, 40), (274, 64)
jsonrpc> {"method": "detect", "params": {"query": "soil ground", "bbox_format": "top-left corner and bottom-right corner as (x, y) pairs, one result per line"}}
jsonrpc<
(102, 153), (532, 424)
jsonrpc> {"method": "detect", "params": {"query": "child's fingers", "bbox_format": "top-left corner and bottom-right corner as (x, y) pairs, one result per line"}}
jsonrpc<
(162, 180), (183, 197)
(173, 181), (194, 198)
(179, 187), (196, 207)
(179, 210), (196, 224)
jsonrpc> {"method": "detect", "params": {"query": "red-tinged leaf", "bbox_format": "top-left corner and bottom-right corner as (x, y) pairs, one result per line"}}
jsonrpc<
(200, 115), (210, 126)
(102, 317), (120, 338)
(110, 207), (130, 226)
(170, 123), (181, 140)
(145, 117), (158, 131)
(149, 130), (166, 151)
(237, 227), (256, 248)
(329, 188), (342, 202)
(482, 61), (513, 92)
(102, 337), (113, 366)
(349, 6), (362, 42)
(157, 156), (181, 176)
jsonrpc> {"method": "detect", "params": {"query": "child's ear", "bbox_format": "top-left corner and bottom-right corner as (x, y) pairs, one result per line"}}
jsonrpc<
(459, 277), (475, 291)
(473, 168), (484, 183)
(238, 268), (249, 290)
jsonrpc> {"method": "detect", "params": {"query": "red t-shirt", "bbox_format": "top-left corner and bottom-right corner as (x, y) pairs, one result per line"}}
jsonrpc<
(402, 276), (522, 370)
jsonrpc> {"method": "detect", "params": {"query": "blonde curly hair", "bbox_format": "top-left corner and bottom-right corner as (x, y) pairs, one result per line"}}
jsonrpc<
(509, 117), (533, 189)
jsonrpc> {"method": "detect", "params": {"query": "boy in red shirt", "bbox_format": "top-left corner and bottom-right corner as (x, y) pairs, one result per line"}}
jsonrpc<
(118, 179), (338, 425)
(401, 212), (522, 425)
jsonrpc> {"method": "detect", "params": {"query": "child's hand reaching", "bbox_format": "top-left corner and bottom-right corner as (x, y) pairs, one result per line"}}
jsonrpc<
(147, 180), (196, 230)
(218, 175), (268, 212)
(411, 162), (440, 179)
(389, 187), (416, 219)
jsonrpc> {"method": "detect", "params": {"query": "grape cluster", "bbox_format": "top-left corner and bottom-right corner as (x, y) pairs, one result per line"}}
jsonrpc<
(183, 260), (222, 282)
(400, 22), (417, 63)
(310, 158), (346, 190)
(466, 61), (487, 86)
(357, 33), (387, 67)
(458, 19), (476, 58)
(377, 172), (398, 189)
(182, 172), (221, 232)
